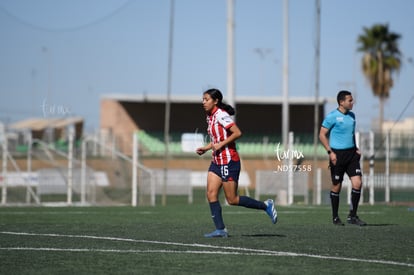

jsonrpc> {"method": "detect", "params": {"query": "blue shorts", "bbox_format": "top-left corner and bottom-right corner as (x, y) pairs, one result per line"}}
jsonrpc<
(208, 160), (241, 183)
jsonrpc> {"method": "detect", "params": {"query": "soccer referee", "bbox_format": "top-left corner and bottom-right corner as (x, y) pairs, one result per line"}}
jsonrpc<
(319, 90), (367, 226)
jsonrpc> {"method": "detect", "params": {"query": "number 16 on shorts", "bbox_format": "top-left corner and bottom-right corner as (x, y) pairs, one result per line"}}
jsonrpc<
(221, 165), (229, 177)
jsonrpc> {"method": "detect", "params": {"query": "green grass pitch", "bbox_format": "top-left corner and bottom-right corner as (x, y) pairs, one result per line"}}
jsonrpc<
(0, 203), (413, 274)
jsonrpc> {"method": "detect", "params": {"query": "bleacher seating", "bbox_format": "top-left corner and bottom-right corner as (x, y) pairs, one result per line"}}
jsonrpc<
(136, 130), (327, 157)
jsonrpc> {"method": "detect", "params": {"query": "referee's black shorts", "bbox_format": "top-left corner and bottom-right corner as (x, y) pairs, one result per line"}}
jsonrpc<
(329, 148), (362, 184)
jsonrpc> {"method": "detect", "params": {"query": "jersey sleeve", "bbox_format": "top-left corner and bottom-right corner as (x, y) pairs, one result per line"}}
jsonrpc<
(217, 110), (235, 129)
(321, 112), (334, 130)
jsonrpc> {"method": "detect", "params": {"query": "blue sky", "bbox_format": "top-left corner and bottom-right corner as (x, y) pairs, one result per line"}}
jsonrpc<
(0, 0), (413, 132)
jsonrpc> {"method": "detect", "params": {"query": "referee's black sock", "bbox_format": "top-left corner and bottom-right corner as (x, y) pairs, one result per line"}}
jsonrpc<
(350, 188), (361, 217)
(330, 191), (340, 218)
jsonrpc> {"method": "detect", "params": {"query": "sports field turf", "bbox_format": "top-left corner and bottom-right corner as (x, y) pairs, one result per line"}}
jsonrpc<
(0, 203), (413, 274)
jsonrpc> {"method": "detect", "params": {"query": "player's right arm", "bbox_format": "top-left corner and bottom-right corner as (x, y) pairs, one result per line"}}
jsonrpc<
(319, 126), (331, 152)
(319, 126), (337, 165)
(196, 142), (212, 155)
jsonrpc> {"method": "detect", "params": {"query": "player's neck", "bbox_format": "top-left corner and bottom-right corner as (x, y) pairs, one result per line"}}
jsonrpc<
(208, 106), (218, 115)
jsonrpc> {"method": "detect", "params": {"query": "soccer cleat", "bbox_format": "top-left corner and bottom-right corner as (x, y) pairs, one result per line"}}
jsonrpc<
(333, 217), (344, 226)
(264, 199), (278, 224)
(204, 228), (228, 238)
(347, 215), (367, 226)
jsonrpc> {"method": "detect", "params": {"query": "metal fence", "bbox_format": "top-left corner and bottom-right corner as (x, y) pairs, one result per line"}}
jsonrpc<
(1, 127), (413, 206)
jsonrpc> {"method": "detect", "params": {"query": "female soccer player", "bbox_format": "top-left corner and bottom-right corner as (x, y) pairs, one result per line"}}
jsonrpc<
(196, 88), (277, 238)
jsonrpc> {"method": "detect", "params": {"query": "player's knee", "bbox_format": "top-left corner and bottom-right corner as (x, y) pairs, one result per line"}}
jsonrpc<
(332, 181), (341, 186)
(351, 176), (362, 189)
(206, 190), (218, 202)
(353, 181), (363, 190)
(225, 196), (239, 205)
(331, 183), (341, 193)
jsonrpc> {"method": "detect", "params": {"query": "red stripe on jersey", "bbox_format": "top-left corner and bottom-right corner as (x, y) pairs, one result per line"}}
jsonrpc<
(207, 108), (239, 165)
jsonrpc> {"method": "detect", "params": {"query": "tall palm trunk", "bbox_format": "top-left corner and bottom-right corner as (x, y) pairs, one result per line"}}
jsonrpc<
(378, 96), (385, 135)
(377, 50), (384, 136)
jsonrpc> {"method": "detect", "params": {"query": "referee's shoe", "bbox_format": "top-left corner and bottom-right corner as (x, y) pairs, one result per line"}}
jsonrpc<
(347, 215), (367, 226)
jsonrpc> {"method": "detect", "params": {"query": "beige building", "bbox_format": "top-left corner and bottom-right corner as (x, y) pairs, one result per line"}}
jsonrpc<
(382, 117), (414, 133)
(100, 94), (331, 155)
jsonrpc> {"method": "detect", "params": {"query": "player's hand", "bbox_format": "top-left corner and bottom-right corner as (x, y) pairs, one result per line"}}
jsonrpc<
(196, 147), (206, 155)
(329, 152), (337, 165)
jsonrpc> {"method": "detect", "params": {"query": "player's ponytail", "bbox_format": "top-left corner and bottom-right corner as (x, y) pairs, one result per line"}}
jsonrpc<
(203, 88), (235, 115)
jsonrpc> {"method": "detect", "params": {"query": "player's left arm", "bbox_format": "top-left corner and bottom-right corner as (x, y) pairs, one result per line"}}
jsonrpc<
(353, 135), (361, 155)
(352, 113), (361, 155)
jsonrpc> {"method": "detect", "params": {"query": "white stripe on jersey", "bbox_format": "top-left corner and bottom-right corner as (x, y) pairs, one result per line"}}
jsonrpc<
(207, 108), (238, 165)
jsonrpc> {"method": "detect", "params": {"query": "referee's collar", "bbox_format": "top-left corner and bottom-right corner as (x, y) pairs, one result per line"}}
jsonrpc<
(337, 108), (350, 115)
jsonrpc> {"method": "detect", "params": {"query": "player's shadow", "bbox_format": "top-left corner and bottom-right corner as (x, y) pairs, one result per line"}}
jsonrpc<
(241, 233), (286, 238)
(365, 223), (396, 227)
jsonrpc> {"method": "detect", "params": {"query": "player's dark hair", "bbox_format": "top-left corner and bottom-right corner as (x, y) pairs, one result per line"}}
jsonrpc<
(337, 90), (352, 105)
(203, 88), (235, 115)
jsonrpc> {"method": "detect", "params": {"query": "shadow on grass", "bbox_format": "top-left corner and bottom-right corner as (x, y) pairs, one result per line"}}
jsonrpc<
(241, 233), (287, 237)
(365, 223), (397, 227)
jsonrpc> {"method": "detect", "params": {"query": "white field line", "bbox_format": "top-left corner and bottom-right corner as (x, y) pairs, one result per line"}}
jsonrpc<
(0, 211), (154, 215)
(0, 210), (381, 216)
(0, 231), (413, 268)
(0, 247), (277, 256)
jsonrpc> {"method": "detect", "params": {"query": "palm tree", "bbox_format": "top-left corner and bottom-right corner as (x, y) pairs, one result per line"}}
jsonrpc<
(357, 24), (402, 135)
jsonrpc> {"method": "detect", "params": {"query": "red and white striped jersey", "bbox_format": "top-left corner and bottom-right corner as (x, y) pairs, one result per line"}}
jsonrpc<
(206, 107), (240, 165)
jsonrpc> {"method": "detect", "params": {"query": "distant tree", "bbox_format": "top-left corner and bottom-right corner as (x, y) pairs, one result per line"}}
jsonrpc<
(357, 24), (402, 134)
